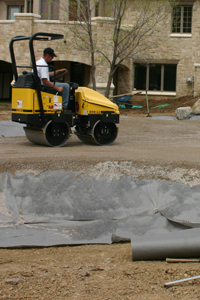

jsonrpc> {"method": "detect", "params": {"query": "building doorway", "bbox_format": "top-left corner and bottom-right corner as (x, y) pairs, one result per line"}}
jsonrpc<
(0, 61), (13, 102)
(70, 62), (85, 86)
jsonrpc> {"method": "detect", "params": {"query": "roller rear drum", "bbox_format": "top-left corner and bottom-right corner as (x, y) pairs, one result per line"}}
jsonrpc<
(24, 121), (71, 147)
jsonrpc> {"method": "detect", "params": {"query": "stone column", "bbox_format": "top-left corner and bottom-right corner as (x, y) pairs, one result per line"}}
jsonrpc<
(194, 64), (200, 97)
(90, 17), (115, 97)
(13, 13), (41, 67)
(14, 13), (40, 36)
(33, 0), (41, 15)
(59, 0), (69, 21)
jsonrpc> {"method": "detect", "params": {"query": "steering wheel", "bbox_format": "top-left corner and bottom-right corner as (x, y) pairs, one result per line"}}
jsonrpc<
(53, 70), (67, 82)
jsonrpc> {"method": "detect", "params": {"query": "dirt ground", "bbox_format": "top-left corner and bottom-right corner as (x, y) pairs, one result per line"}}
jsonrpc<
(1, 96), (200, 299)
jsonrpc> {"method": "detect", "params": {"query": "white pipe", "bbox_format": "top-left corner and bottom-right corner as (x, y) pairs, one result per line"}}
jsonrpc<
(164, 275), (200, 287)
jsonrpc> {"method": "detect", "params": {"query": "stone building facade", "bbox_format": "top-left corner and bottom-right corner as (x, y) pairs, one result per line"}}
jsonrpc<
(0, 0), (199, 102)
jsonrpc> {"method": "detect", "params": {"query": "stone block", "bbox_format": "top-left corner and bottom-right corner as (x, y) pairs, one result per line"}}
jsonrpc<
(175, 107), (192, 120)
(192, 99), (200, 114)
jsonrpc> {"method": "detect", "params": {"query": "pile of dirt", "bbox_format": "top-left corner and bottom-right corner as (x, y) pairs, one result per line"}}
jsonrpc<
(119, 95), (199, 117)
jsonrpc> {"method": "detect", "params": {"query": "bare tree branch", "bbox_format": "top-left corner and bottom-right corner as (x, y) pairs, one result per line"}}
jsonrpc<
(59, 0), (177, 97)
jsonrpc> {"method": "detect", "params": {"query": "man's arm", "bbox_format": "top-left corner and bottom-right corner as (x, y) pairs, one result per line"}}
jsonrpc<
(42, 78), (63, 93)
(49, 68), (68, 78)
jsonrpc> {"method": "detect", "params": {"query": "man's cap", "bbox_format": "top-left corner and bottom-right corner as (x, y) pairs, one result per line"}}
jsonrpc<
(43, 47), (57, 57)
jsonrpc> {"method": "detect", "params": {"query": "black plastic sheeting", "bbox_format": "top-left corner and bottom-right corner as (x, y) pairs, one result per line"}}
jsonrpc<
(1, 171), (200, 260)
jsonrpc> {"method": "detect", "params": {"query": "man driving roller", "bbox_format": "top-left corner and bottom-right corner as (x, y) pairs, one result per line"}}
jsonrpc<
(36, 47), (70, 110)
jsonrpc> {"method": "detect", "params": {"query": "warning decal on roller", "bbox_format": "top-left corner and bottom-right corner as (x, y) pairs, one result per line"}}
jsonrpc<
(54, 103), (62, 109)
(17, 100), (22, 108)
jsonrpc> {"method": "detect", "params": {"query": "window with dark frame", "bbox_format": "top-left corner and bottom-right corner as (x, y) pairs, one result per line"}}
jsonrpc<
(51, 0), (59, 20)
(26, 0), (33, 13)
(134, 64), (177, 92)
(149, 65), (161, 91)
(164, 65), (177, 91)
(69, 0), (78, 21)
(7, 5), (24, 20)
(134, 64), (146, 91)
(172, 5), (192, 33)
(80, 0), (88, 21)
(40, 0), (59, 20)
(95, 2), (99, 17)
(69, 0), (89, 21)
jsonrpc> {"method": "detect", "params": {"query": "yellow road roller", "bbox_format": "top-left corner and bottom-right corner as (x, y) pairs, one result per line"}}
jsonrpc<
(10, 32), (119, 147)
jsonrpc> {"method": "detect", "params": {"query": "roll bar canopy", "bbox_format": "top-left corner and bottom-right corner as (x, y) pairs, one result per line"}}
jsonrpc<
(9, 32), (64, 117)
(10, 32), (64, 81)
